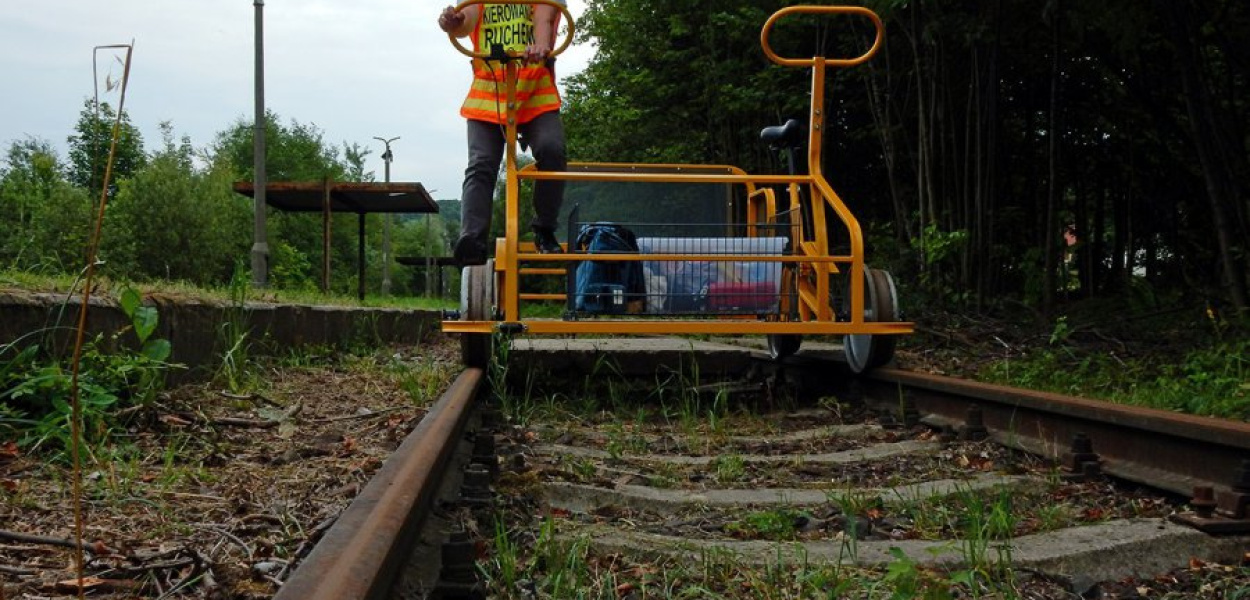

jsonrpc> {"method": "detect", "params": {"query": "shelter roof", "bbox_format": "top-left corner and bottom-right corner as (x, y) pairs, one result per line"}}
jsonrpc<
(232, 181), (438, 214)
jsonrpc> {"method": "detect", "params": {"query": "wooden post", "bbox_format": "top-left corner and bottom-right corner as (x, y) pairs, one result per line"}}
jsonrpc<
(357, 212), (366, 301)
(322, 178), (331, 293)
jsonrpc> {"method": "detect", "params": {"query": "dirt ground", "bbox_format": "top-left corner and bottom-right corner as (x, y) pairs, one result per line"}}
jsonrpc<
(2, 323), (1247, 599)
(1, 336), (459, 599)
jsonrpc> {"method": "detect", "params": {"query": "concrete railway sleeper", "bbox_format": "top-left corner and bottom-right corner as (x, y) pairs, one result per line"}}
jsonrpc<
(267, 339), (1248, 598)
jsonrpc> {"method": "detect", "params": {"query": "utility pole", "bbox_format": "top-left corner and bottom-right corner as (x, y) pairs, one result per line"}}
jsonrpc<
(251, 0), (268, 287)
(373, 136), (399, 296)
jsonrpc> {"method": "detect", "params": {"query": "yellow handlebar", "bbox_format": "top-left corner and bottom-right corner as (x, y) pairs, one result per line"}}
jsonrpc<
(760, 5), (884, 68)
(448, 0), (575, 60)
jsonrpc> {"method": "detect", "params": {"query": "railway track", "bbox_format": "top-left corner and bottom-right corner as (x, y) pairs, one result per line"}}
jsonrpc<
(276, 340), (1250, 599)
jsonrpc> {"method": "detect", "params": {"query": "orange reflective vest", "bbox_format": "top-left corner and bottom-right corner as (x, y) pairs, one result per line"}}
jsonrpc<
(460, 3), (562, 125)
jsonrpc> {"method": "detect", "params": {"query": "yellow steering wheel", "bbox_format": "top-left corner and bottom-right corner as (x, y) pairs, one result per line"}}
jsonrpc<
(760, 5), (884, 68)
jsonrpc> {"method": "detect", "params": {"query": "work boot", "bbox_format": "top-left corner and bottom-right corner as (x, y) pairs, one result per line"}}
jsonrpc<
(532, 227), (563, 254)
(454, 235), (487, 267)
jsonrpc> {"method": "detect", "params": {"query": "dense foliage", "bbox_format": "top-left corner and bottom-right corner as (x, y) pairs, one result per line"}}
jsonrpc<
(1, 288), (176, 458)
(1, 1), (1246, 318)
(66, 99), (146, 197)
(564, 0), (1250, 316)
(0, 1), (1246, 454)
(0, 104), (453, 296)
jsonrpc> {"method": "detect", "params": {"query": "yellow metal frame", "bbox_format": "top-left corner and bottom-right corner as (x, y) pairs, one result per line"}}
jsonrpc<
(443, 3), (912, 339)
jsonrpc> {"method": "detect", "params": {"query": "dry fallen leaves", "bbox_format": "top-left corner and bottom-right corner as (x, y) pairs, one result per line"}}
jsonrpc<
(1, 440), (19, 462)
(53, 576), (140, 594)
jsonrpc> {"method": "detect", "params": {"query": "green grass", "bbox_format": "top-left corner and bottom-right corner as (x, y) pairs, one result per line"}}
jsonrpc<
(480, 520), (1036, 599)
(714, 454), (747, 483)
(979, 339), (1249, 420)
(0, 267), (455, 311)
(724, 508), (812, 541)
(396, 354), (458, 406)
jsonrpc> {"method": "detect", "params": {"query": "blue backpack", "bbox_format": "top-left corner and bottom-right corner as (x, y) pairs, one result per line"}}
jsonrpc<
(573, 223), (646, 314)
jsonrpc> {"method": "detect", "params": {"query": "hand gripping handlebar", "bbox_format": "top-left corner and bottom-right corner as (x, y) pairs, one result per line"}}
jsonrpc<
(447, 0), (575, 60)
(760, 5), (884, 68)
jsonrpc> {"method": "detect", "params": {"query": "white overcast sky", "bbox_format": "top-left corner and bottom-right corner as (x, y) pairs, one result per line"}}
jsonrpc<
(0, 0), (592, 200)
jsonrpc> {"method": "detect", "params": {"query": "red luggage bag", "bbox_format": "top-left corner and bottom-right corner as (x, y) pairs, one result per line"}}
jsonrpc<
(706, 282), (776, 312)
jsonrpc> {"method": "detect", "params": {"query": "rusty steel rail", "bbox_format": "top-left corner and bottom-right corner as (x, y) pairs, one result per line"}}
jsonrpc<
(275, 368), (485, 600)
(860, 367), (1250, 524)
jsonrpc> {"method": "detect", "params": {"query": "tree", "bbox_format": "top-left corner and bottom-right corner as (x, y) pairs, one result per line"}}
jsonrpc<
(66, 99), (146, 197)
(0, 138), (93, 271)
(212, 111), (354, 182)
(101, 123), (251, 284)
(564, 0), (799, 171)
(561, 0), (1249, 314)
(1155, 0), (1249, 310)
(0, 138), (61, 262)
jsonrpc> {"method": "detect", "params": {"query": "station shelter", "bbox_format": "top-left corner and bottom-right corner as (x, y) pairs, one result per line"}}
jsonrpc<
(233, 180), (438, 299)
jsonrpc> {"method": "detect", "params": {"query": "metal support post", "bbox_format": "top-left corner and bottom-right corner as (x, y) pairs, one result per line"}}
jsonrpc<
(251, 0), (269, 287)
(373, 136), (399, 296)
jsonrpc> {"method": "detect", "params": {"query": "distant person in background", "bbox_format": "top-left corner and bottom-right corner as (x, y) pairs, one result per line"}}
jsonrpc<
(438, 1), (568, 266)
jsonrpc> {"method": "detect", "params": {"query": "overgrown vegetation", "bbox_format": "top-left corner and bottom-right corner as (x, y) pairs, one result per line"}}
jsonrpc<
(0, 288), (178, 460)
(1, 104), (457, 297)
(481, 501), (1060, 598)
(3, 5), (1249, 594)
(1, 328), (456, 597)
(973, 314), (1249, 420)
(567, 0), (1250, 317)
(483, 360), (1236, 599)
(0, 267), (454, 311)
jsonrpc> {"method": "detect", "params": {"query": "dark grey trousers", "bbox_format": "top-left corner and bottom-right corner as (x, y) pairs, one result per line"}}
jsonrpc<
(459, 111), (567, 245)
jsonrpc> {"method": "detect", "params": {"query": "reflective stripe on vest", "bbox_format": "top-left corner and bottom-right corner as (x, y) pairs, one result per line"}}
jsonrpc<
(460, 4), (561, 125)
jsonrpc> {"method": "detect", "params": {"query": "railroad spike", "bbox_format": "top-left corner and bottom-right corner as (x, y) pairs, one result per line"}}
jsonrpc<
(432, 530), (486, 600)
(440, 531), (477, 581)
(1070, 432), (1094, 455)
(1080, 459), (1103, 481)
(1215, 459), (1250, 519)
(1232, 459), (1250, 493)
(462, 464), (494, 510)
(473, 431), (497, 463)
(1170, 478), (1250, 534)
(479, 407), (502, 430)
(463, 464), (492, 493)
(1060, 432), (1100, 480)
(1190, 486), (1218, 519)
(467, 426), (499, 477)
(877, 409), (899, 430)
(899, 397), (920, 428)
(960, 404), (987, 441)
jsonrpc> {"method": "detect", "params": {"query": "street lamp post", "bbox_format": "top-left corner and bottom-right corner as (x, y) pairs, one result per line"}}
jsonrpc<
(251, 0), (268, 288)
(373, 136), (399, 296)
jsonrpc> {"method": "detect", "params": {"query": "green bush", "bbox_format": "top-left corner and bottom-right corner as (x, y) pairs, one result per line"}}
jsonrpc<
(981, 336), (1248, 420)
(0, 288), (178, 459)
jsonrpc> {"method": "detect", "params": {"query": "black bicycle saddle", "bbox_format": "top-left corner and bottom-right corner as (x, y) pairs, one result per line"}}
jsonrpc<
(760, 118), (804, 148)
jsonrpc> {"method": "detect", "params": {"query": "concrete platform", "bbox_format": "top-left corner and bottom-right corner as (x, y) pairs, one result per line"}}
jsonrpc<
(0, 289), (439, 379)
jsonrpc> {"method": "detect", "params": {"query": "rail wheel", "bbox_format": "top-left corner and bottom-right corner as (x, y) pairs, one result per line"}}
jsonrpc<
(766, 334), (802, 360)
(459, 259), (495, 367)
(843, 267), (899, 373)
(767, 265), (803, 359)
